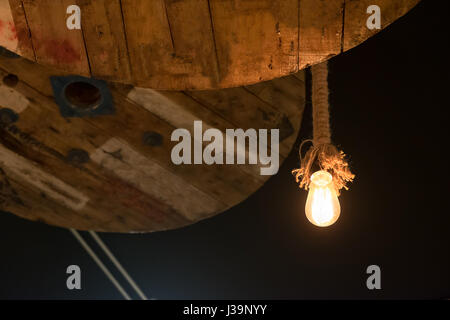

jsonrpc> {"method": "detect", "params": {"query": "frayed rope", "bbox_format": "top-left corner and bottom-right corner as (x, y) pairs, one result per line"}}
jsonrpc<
(292, 62), (354, 193)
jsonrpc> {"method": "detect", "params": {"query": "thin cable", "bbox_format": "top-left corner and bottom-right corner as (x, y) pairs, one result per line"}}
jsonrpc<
(88, 231), (148, 300)
(69, 229), (131, 300)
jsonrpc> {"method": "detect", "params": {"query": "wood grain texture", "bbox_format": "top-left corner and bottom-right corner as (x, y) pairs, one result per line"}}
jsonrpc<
(186, 86), (296, 157)
(76, 0), (131, 81)
(21, 0), (90, 75)
(0, 54), (305, 232)
(0, 0), (20, 53)
(120, 0), (172, 86)
(299, 0), (344, 69)
(121, 0), (219, 89)
(0, 0), (420, 90)
(343, 0), (421, 51)
(208, 0), (299, 87)
(245, 75), (305, 154)
(3, 0), (35, 60)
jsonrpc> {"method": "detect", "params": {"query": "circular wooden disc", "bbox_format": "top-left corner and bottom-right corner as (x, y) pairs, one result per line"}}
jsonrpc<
(0, 0), (419, 90)
(0, 55), (305, 232)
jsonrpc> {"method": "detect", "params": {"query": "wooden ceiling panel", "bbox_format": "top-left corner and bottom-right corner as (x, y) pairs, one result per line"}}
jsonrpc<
(0, 0), (420, 89)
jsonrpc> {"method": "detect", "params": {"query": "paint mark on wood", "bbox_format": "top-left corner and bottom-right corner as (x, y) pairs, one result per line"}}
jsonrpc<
(0, 145), (89, 211)
(0, 82), (29, 113)
(90, 138), (224, 221)
(1, 123), (59, 158)
(104, 176), (170, 224)
(127, 87), (208, 131)
(0, 0), (19, 52)
(36, 39), (81, 65)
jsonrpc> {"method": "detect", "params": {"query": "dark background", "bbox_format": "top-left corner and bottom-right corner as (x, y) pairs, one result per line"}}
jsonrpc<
(0, 0), (449, 299)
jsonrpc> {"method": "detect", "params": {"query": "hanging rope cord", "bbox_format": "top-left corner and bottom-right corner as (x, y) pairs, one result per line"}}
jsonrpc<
(293, 62), (354, 192)
(312, 63), (332, 146)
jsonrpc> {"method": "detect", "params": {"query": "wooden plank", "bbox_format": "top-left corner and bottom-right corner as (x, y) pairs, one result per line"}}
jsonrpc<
(0, 126), (163, 232)
(209, 0), (299, 87)
(0, 0), (35, 60)
(0, 144), (89, 211)
(0, 138), (186, 231)
(159, 0), (219, 88)
(77, 0), (131, 81)
(293, 71), (305, 83)
(2, 0), (420, 90)
(0, 64), (193, 231)
(90, 138), (224, 221)
(0, 82), (29, 115)
(21, 0), (90, 75)
(121, 0), (219, 89)
(245, 74), (306, 152)
(343, 0), (420, 51)
(0, 59), (188, 231)
(186, 86), (296, 157)
(0, 53), (305, 232)
(1, 172), (93, 230)
(120, 0), (172, 86)
(0, 56), (264, 208)
(0, 0), (20, 53)
(0, 68), (154, 229)
(124, 87), (266, 179)
(246, 75), (305, 119)
(97, 86), (264, 205)
(0, 53), (64, 96)
(299, 0), (344, 69)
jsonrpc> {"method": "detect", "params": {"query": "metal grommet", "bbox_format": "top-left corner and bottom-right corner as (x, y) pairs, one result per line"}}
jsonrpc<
(50, 75), (115, 118)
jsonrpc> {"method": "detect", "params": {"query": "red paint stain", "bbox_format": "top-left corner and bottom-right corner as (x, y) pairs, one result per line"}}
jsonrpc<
(15, 28), (31, 48)
(41, 39), (81, 64)
(7, 22), (17, 41)
(0, 20), (18, 42)
(105, 178), (167, 223)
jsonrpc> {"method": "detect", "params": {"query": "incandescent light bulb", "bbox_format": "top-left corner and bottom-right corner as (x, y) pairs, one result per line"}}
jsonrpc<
(305, 170), (340, 227)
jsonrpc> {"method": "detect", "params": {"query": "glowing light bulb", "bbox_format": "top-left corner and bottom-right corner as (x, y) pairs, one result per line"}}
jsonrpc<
(305, 170), (340, 227)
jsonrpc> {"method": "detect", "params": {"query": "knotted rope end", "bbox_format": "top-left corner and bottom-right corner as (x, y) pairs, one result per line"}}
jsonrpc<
(292, 143), (355, 195)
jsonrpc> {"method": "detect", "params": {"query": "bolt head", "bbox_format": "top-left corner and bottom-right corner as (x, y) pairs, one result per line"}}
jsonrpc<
(67, 149), (90, 165)
(143, 131), (163, 147)
(0, 108), (19, 125)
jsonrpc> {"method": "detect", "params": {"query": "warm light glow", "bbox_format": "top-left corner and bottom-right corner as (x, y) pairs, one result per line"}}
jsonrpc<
(305, 170), (340, 227)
